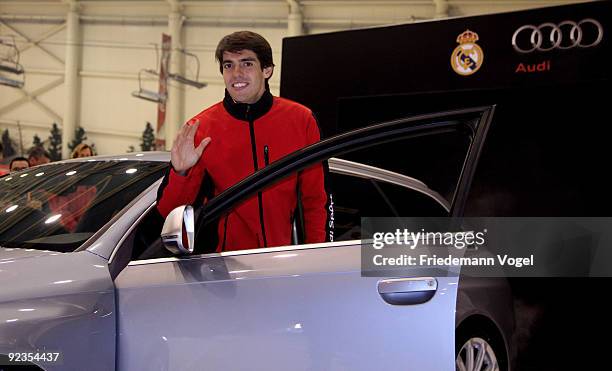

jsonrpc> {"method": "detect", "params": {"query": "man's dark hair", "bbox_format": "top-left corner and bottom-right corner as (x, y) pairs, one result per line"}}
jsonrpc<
(215, 31), (275, 76)
(28, 146), (50, 160)
(9, 156), (29, 170)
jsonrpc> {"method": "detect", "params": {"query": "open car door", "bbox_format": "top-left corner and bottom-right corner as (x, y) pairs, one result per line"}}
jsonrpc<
(114, 106), (494, 370)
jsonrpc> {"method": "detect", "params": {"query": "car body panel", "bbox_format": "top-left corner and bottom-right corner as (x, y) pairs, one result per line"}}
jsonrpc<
(0, 249), (115, 371)
(115, 243), (459, 370)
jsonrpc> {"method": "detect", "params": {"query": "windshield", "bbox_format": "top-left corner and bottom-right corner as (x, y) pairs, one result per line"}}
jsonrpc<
(0, 160), (167, 252)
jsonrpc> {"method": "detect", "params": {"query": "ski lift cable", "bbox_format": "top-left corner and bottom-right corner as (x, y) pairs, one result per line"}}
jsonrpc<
(1, 36), (233, 55)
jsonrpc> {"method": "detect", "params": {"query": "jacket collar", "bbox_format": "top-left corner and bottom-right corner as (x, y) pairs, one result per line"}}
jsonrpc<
(223, 89), (273, 121)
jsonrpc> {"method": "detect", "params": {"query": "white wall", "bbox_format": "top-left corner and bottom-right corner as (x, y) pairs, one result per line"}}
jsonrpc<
(0, 0), (592, 157)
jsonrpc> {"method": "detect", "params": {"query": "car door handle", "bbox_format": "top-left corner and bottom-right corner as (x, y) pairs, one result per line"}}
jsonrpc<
(377, 277), (437, 305)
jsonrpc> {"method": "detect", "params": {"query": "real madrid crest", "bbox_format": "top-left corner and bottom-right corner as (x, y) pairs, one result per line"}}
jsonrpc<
(451, 29), (484, 76)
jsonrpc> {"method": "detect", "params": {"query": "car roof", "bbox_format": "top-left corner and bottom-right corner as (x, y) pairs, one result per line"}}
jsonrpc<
(51, 151), (170, 164)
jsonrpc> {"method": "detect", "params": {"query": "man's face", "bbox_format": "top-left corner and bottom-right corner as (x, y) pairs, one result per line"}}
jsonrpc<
(222, 50), (273, 104)
(10, 160), (29, 172)
(29, 156), (50, 166)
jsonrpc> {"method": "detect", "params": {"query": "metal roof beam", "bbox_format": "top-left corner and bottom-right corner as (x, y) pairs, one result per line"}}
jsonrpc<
(0, 76), (64, 117)
(0, 20), (66, 65)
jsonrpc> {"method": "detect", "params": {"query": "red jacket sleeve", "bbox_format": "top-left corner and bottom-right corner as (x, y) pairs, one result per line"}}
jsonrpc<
(156, 121), (208, 218)
(299, 114), (329, 243)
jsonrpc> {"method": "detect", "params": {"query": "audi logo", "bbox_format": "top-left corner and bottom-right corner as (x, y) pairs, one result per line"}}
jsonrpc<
(512, 18), (603, 53)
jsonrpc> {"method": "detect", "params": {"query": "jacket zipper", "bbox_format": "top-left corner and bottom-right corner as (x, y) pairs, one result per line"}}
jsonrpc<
(264, 145), (270, 166)
(259, 145), (270, 247)
(246, 105), (268, 248)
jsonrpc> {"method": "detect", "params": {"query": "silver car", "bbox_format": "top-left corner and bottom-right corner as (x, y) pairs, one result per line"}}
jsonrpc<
(0, 106), (513, 371)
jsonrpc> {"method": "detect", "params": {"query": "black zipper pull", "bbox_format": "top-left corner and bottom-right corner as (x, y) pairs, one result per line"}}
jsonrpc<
(264, 145), (270, 166)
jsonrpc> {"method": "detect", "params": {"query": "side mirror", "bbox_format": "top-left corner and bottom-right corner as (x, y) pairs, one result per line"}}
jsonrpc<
(161, 205), (195, 255)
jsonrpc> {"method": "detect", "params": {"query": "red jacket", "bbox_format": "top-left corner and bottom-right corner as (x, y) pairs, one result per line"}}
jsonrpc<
(157, 91), (329, 252)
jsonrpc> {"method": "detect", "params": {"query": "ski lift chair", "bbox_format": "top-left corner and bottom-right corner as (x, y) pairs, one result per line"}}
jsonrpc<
(168, 50), (207, 89)
(0, 36), (24, 75)
(0, 36), (25, 88)
(131, 69), (166, 103)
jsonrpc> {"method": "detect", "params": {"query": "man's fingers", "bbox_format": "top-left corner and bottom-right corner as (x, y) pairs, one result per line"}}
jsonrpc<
(179, 122), (190, 136)
(195, 137), (211, 156)
(174, 120), (199, 147)
(175, 122), (190, 143)
(187, 119), (200, 139)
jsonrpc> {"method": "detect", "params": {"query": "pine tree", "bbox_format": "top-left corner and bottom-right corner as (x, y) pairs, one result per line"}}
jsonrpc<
(1, 129), (16, 157)
(68, 127), (87, 152)
(32, 134), (42, 148)
(140, 122), (155, 151)
(47, 123), (62, 161)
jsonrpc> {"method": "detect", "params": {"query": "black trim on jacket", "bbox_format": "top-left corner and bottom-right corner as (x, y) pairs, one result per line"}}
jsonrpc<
(223, 89), (274, 247)
(223, 89), (273, 121)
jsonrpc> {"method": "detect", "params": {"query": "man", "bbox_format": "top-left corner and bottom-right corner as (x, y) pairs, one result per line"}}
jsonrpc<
(28, 146), (51, 166)
(157, 31), (329, 252)
(9, 157), (29, 172)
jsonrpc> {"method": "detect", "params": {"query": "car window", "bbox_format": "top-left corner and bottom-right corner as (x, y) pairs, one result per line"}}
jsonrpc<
(337, 129), (470, 203)
(0, 161), (167, 252)
(330, 172), (448, 241)
(197, 127), (471, 252)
